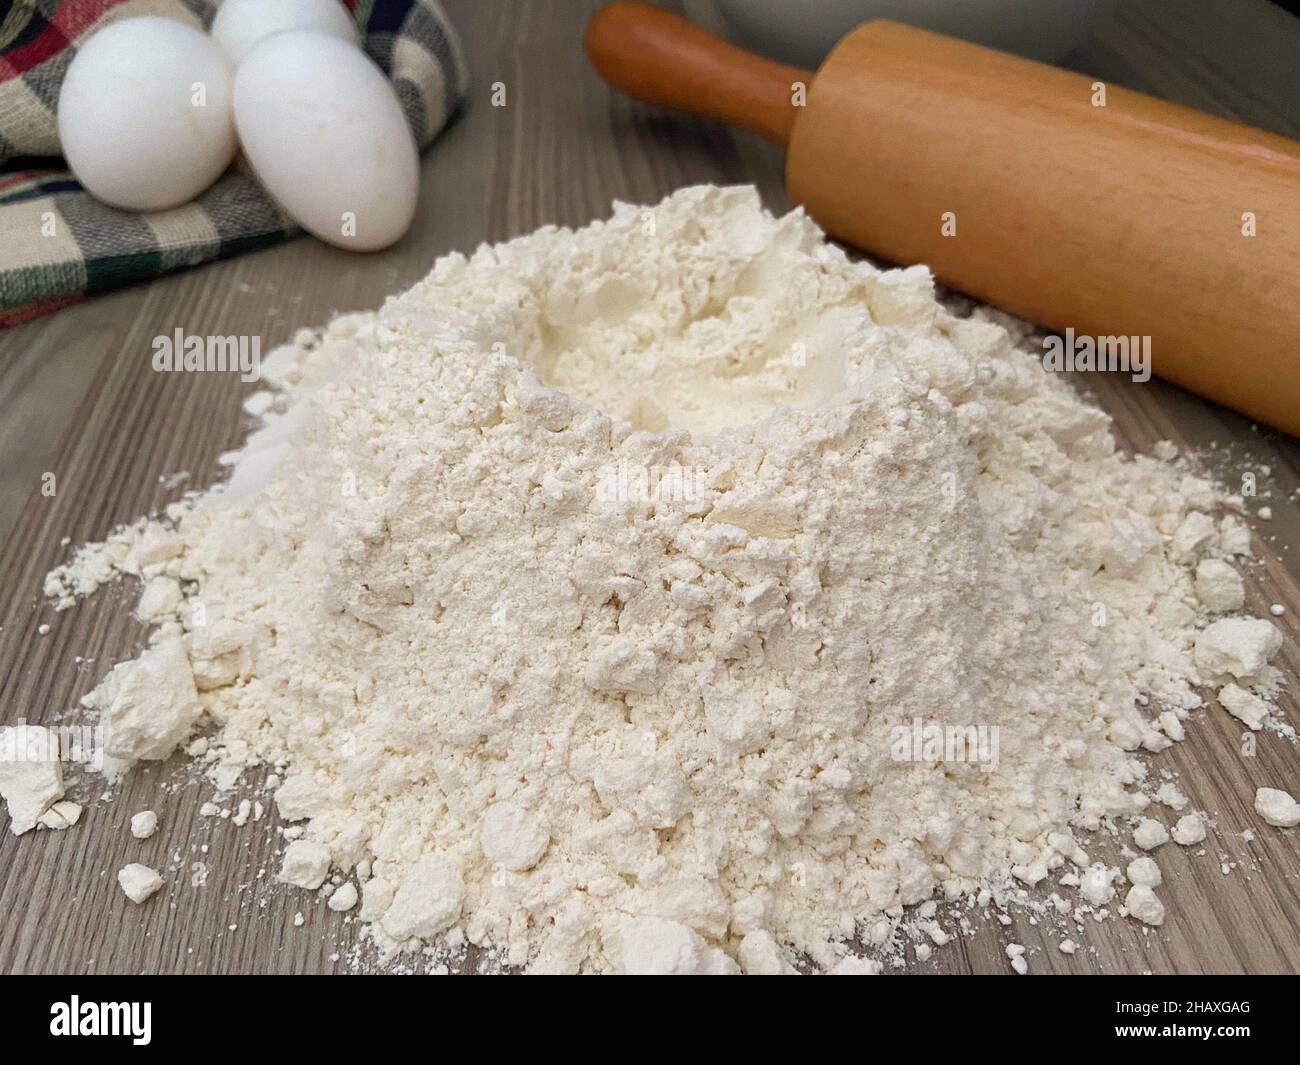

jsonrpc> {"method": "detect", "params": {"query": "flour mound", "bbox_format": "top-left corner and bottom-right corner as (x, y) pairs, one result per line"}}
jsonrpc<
(45, 186), (1281, 973)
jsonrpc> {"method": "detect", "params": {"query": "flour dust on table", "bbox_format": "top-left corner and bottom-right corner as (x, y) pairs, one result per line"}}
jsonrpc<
(28, 186), (1289, 974)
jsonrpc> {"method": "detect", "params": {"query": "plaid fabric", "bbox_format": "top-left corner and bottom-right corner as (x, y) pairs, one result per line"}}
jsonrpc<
(0, 0), (467, 327)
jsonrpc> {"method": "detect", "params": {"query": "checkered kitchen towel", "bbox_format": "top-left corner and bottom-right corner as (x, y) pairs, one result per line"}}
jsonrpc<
(0, 0), (467, 327)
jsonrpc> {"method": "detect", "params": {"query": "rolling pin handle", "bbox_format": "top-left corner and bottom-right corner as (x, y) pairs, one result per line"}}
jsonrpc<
(584, 2), (810, 145)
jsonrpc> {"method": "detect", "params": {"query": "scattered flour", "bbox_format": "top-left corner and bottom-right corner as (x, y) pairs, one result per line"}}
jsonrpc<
(1124, 884), (1165, 926)
(1194, 559), (1244, 613)
(1133, 818), (1170, 851)
(617, 917), (740, 975)
(1126, 857), (1162, 887)
(1079, 864), (1119, 906)
(1195, 619), (1283, 683)
(86, 638), (202, 779)
(32, 186), (1291, 972)
(1219, 683), (1272, 731)
(0, 726), (66, 835)
(278, 839), (331, 890)
(1171, 813), (1206, 846)
(130, 810), (158, 840)
(117, 863), (164, 904)
(1254, 788), (1300, 829)
(328, 882), (359, 912)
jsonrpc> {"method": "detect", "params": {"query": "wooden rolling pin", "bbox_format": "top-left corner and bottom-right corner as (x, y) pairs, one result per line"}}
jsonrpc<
(585, 3), (1300, 436)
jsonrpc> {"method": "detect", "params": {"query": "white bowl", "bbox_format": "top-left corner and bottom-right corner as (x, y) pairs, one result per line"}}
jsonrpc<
(715, 0), (1117, 68)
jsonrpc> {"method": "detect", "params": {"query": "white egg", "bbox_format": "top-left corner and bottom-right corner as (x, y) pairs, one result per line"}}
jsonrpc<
(212, 0), (358, 66)
(57, 18), (236, 212)
(234, 31), (419, 251)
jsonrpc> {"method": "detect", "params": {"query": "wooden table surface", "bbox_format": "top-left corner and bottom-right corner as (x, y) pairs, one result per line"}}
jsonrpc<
(2, 0), (1298, 975)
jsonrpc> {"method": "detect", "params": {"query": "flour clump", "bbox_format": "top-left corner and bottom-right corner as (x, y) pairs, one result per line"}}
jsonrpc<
(41, 185), (1284, 972)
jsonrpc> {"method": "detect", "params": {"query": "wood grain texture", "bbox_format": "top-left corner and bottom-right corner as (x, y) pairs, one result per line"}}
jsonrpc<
(1, 0), (1298, 975)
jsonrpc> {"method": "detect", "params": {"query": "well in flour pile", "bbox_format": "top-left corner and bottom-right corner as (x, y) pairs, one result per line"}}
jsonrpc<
(38, 185), (1284, 973)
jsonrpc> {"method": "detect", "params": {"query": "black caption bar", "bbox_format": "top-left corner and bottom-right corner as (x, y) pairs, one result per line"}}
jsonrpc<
(0, 974), (1290, 1049)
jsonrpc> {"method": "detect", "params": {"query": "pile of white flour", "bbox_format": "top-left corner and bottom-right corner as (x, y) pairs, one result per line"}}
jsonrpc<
(39, 186), (1285, 973)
